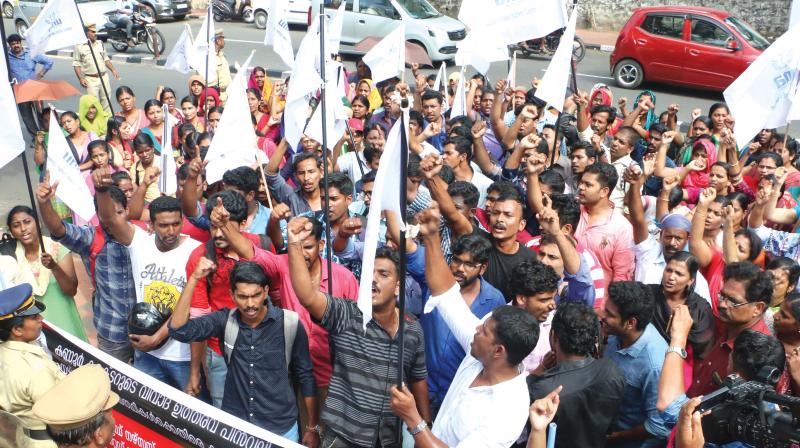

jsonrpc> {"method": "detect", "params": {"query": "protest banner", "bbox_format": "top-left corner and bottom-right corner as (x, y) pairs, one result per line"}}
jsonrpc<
(42, 322), (302, 448)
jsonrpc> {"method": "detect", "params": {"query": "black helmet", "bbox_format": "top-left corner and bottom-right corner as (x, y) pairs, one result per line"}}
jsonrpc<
(127, 302), (167, 337)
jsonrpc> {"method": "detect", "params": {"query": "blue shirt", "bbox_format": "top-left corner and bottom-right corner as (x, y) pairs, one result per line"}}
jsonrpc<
(556, 253), (596, 308)
(188, 202), (271, 235)
(7, 48), (53, 83)
(54, 223), (136, 343)
(423, 119), (448, 153)
(604, 323), (671, 445)
(406, 245), (506, 406)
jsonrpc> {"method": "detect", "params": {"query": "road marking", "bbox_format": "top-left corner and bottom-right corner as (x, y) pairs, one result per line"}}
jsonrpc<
(225, 38), (265, 44)
(540, 69), (612, 80)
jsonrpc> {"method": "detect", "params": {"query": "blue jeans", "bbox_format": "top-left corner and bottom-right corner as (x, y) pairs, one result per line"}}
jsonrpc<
(134, 351), (191, 391)
(282, 422), (299, 442)
(205, 347), (228, 408)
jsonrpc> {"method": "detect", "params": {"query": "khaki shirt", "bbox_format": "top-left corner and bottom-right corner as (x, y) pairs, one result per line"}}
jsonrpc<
(0, 341), (64, 430)
(211, 50), (232, 91)
(72, 40), (110, 75)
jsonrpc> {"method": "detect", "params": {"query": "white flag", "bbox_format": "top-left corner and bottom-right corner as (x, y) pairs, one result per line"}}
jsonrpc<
(0, 50), (25, 171)
(432, 62), (446, 92)
(190, 8), (218, 83)
(284, 16), (323, 150)
(450, 67), (468, 118)
(264, 0), (295, 68)
(46, 113), (96, 222)
(792, 0), (800, 29)
(164, 25), (195, 74)
(326, 2), (347, 56)
(358, 112), (407, 330)
(305, 63), (348, 151)
(506, 51), (517, 89)
(158, 105), (178, 195)
(24, 0), (88, 58)
(534, 7), (578, 112)
(454, 27), (508, 75)
(724, 23), (800, 148)
(205, 52), (258, 184)
(458, 0), (566, 47)
(362, 21), (405, 84)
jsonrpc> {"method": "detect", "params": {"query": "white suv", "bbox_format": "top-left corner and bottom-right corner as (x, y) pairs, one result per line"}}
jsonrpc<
(312, 0), (466, 62)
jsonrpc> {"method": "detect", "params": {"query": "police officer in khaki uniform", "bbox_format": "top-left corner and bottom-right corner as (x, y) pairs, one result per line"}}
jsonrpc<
(209, 29), (231, 103)
(72, 23), (121, 114)
(33, 364), (119, 448)
(0, 283), (64, 448)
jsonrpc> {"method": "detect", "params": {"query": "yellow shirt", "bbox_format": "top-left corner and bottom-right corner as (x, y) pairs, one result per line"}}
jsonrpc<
(0, 341), (64, 431)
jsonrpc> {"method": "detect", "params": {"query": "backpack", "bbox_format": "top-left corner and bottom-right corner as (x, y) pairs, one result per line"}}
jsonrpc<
(223, 308), (299, 369)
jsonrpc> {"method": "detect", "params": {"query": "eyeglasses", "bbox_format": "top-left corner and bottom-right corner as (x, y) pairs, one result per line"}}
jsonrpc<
(717, 293), (752, 308)
(450, 257), (482, 270)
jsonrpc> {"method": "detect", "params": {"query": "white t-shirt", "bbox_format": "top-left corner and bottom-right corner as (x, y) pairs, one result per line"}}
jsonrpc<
(337, 151), (368, 186)
(127, 226), (200, 361)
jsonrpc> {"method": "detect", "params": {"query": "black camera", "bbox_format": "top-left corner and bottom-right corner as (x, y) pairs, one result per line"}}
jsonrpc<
(699, 367), (800, 447)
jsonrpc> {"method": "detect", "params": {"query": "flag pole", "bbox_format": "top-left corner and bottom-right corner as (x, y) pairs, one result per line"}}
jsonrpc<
(394, 100), (410, 441)
(204, 7), (212, 125)
(72, 2), (114, 115)
(550, 56), (577, 168)
(0, 17), (46, 252)
(318, 4), (333, 295)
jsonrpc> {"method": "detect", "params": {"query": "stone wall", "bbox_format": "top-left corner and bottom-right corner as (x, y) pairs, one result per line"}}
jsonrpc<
(426, 0), (791, 39)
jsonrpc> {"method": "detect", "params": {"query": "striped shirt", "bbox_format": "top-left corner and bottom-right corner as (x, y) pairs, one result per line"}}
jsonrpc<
(54, 223), (136, 343)
(318, 295), (426, 447)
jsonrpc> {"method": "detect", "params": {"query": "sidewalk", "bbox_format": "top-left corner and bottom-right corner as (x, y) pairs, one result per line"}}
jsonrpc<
(576, 29), (618, 52)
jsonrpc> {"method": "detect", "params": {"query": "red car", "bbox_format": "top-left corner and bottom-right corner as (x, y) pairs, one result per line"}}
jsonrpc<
(610, 6), (769, 91)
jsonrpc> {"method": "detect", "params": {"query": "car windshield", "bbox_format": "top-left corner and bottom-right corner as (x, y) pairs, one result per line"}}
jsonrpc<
(395, 0), (441, 19)
(725, 16), (770, 50)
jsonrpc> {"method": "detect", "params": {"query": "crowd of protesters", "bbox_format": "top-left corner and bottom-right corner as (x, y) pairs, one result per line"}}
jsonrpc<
(3, 21), (800, 448)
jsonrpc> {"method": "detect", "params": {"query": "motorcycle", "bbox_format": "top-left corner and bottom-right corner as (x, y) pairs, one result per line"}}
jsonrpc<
(212, 0), (254, 22)
(512, 28), (586, 63)
(97, 11), (166, 55)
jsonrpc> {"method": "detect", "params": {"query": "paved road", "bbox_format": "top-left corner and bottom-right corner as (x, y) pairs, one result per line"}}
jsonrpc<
(0, 16), (794, 225)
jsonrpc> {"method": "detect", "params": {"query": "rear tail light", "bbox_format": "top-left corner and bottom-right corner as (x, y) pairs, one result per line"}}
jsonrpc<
(307, 7), (312, 26)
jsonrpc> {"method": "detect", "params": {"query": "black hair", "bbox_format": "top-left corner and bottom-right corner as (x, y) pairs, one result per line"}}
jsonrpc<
(115, 85), (135, 101)
(246, 87), (262, 100)
(230, 261), (270, 291)
(47, 411), (109, 445)
(408, 110), (424, 128)
(509, 260), (558, 297)
(757, 151), (784, 168)
(360, 170), (377, 184)
(208, 106), (224, 116)
(159, 87), (177, 104)
(205, 190), (248, 224)
(552, 302), (600, 357)
(448, 125), (472, 140)
(148, 196), (182, 222)
(0, 316), (26, 341)
(60, 110), (79, 122)
(93, 186), (127, 211)
(375, 246), (401, 278)
(726, 191), (751, 211)
(105, 116), (126, 142)
(223, 166), (260, 196)
(448, 181), (479, 210)
(6, 205), (35, 228)
(293, 151), (321, 170)
(723, 262), (774, 305)
(582, 162), (619, 193)
(590, 105), (617, 124)
(407, 154), (423, 179)
(692, 115), (714, 131)
(708, 102), (730, 117)
(666, 251), (699, 297)
(608, 281), (654, 331)
(132, 133), (155, 151)
(143, 99), (162, 114)
(731, 330), (785, 380)
(326, 171), (354, 197)
(548, 193), (580, 232)
(785, 292), (800, 325)
(538, 169), (565, 194)
(615, 126), (640, 146)
(766, 257), (800, 290)
(444, 136), (473, 161)
(451, 234), (492, 265)
(421, 89), (444, 105)
(733, 229), (762, 262)
(491, 305), (540, 366)
(111, 171), (132, 186)
(437, 164), (455, 184)
(177, 163), (190, 181)
(181, 95), (200, 107)
(487, 180), (519, 196)
(668, 184), (684, 211)
(87, 140), (113, 166)
(649, 122), (669, 135)
(351, 95), (370, 109)
(6, 33), (22, 43)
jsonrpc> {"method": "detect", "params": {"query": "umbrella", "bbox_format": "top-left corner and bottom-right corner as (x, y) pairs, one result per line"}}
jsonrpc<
(354, 37), (433, 67)
(13, 79), (81, 104)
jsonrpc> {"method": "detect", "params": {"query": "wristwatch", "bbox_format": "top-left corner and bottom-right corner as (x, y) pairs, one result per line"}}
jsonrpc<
(666, 346), (687, 359)
(305, 425), (321, 435)
(408, 420), (428, 436)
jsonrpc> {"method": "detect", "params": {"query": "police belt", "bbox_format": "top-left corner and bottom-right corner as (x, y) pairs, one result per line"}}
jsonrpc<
(84, 72), (106, 78)
(23, 427), (51, 441)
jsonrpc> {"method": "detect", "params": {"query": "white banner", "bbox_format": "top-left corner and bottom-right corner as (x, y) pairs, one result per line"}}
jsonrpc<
(24, 0), (88, 58)
(284, 16), (323, 150)
(46, 113), (96, 222)
(265, 0), (295, 68)
(0, 50), (25, 171)
(724, 23), (800, 148)
(164, 25), (195, 74)
(534, 7), (578, 112)
(205, 52), (258, 184)
(792, 0), (800, 29)
(362, 21), (405, 84)
(158, 105), (178, 195)
(458, 0), (567, 47)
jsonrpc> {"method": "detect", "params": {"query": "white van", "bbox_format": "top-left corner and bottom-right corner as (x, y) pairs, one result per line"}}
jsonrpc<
(312, 0), (466, 62)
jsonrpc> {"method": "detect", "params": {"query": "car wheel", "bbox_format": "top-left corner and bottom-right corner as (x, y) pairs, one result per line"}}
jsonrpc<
(254, 10), (267, 29)
(2, 2), (13, 19)
(15, 21), (28, 36)
(614, 59), (644, 89)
